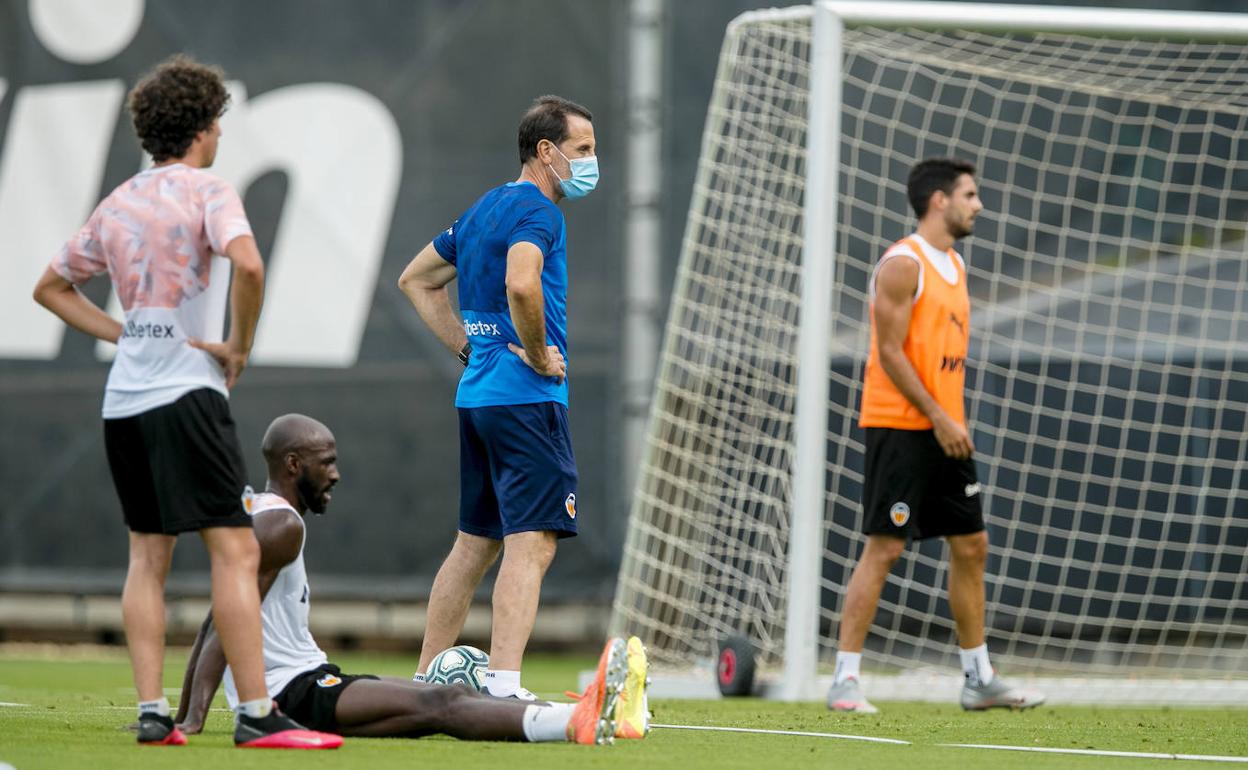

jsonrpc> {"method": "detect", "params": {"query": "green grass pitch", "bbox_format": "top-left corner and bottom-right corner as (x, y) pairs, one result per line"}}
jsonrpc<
(0, 646), (1244, 769)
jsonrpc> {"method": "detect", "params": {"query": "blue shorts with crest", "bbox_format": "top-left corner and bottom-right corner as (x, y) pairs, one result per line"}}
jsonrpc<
(458, 403), (579, 540)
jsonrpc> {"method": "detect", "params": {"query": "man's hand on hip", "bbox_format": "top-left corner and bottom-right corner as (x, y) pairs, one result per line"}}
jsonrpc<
(189, 339), (248, 389)
(508, 343), (566, 384)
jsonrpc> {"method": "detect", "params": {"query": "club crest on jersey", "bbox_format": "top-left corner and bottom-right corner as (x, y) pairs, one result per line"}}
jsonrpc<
(564, 493), (577, 520)
(241, 485), (256, 514)
(965, 483), (982, 498)
(316, 673), (342, 688)
(889, 502), (911, 527)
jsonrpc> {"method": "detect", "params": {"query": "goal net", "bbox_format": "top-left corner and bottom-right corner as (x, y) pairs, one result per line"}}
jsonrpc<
(611, 3), (1248, 703)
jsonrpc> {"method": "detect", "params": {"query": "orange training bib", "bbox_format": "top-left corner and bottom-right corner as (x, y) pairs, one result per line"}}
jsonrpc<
(859, 237), (970, 430)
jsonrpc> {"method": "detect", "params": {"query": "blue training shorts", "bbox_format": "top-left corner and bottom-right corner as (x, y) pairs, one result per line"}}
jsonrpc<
(458, 402), (579, 540)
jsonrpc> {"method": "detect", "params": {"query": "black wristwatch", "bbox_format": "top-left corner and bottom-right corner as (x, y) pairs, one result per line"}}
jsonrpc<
(457, 342), (472, 366)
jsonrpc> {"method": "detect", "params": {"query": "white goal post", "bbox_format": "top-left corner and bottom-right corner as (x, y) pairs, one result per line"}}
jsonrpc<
(611, 1), (1248, 704)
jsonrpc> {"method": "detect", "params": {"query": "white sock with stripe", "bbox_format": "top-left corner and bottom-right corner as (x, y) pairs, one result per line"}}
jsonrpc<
(483, 669), (521, 697)
(137, 697), (170, 718)
(959, 644), (994, 685)
(236, 697), (273, 719)
(833, 651), (862, 684)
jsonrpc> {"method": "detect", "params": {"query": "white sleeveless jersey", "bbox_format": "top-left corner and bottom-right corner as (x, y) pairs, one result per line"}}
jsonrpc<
(222, 492), (327, 709)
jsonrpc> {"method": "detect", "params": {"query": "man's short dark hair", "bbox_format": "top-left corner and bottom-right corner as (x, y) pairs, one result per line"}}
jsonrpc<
(907, 158), (976, 218)
(517, 95), (593, 164)
(127, 54), (230, 162)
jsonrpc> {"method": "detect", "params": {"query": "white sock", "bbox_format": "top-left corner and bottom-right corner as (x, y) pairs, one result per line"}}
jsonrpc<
(482, 669), (521, 698)
(833, 651), (862, 684)
(521, 703), (576, 742)
(959, 644), (994, 685)
(236, 697), (273, 719)
(412, 672), (426, 683)
(137, 697), (170, 718)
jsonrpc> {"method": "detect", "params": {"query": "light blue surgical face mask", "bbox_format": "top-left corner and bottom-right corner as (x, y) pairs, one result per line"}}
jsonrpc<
(549, 146), (599, 200)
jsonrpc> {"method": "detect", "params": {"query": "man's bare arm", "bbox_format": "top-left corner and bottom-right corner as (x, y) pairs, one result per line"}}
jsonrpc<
(189, 235), (265, 389)
(873, 257), (974, 459)
(174, 613), (221, 734)
(398, 243), (466, 355)
(505, 241), (564, 383)
(32, 267), (122, 344)
(174, 509), (304, 733)
(177, 611), (210, 720)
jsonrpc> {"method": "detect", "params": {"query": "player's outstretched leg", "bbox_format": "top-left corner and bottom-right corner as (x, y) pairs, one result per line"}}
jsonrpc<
(331, 674), (605, 744)
(333, 678), (531, 739)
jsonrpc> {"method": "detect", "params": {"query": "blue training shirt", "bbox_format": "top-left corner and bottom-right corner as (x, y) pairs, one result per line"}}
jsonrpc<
(434, 181), (569, 409)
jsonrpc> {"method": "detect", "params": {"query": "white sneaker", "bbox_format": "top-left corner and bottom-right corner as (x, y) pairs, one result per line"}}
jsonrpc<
(826, 677), (879, 713)
(960, 675), (1046, 711)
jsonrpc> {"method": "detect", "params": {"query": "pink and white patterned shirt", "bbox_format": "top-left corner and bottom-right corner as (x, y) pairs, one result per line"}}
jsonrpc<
(52, 163), (253, 418)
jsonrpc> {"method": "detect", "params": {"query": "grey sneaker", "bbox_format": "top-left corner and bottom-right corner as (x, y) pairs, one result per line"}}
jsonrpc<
(826, 677), (879, 713)
(960, 675), (1046, 711)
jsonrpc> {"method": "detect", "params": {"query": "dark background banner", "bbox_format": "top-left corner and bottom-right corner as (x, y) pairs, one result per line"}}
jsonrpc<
(0, 0), (632, 599)
(1, 0), (1238, 603)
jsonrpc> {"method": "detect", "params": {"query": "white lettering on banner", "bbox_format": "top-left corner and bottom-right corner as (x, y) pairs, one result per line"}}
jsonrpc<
(96, 82), (402, 366)
(29, 0), (145, 64)
(0, 0), (403, 366)
(221, 83), (401, 367)
(0, 81), (125, 359)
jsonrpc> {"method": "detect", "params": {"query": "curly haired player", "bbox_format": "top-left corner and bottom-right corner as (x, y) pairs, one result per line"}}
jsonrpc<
(33, 54), (338, 749)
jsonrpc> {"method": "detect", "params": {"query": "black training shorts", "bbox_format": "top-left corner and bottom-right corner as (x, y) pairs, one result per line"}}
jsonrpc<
(275, 663), (379, 732)
(861, 427), (985, 540)
(103, 388), (251, 535)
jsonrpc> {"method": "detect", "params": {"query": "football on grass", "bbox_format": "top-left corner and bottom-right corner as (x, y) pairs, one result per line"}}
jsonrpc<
(425, 645), (489, 689)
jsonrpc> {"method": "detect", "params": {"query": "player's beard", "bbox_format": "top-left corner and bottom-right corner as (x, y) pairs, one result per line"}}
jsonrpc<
(297, 473), (331, 516)
(949, 213), (974, 240)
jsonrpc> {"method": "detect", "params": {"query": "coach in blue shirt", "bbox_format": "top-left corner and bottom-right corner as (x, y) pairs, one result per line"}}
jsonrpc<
(398, 95), (598, 701)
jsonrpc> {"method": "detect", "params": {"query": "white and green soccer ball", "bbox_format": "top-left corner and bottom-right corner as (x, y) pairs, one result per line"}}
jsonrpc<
(425, 644), (489, 690)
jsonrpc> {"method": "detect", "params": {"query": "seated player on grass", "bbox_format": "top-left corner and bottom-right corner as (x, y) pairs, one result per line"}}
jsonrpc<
(173, 413), (647, 745)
